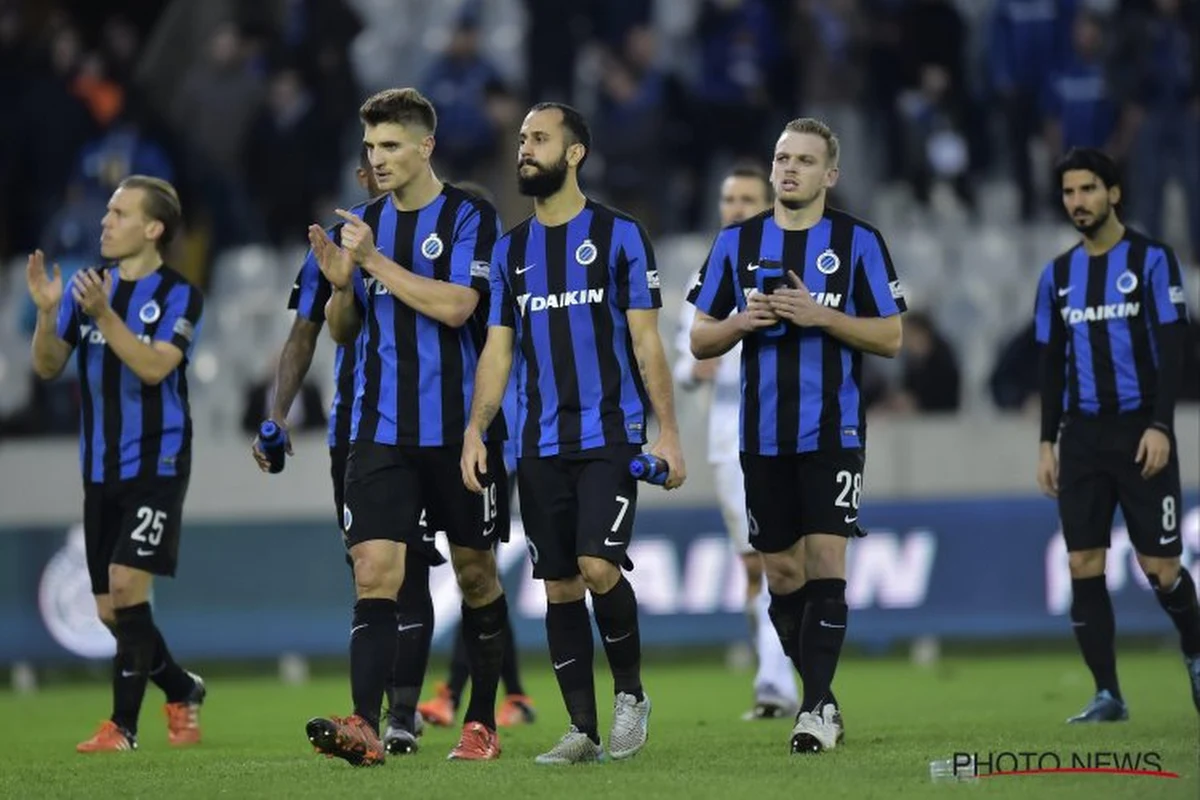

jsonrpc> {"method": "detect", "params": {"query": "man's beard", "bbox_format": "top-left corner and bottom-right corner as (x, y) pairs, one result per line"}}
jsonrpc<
(1073, 204), (1110, 236)
(517, 155), (569, 198)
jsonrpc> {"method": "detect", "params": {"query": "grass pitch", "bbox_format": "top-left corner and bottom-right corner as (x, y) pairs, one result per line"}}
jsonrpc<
(0, 650), (1196, 799)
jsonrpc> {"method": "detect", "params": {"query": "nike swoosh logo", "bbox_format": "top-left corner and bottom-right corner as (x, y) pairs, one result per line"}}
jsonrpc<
(120, 669), (139, 678)
(553, 659), (576, 670)
(136, 548), (155, 556)
(604, 632), (632, 644)
(603, 537), (624, 547)
(818, 620), (846, 629)
(515, 263), (536, 275)
(1058, 287), (1072, 297)
(422, 533), (436, 543)
(1160, 535), (1180, 545)
(479, 630), (502, 640)
(482, 524), (496, 537)
(397, 623), (424, 633)
(746, 262), (760, 271)
(843, 516), (857, 525)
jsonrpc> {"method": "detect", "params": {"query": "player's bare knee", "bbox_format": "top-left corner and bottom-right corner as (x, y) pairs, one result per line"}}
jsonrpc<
(544, 576), (587, 604)
(577, 556), (620, 594)
(1067, 549), (1106, 578)
(453, 552), (499, 604)
(762, 552), (804, 593)
(107, 565), (151, 609)
(1137, 554), (1181, 591)
(352, 548), (404, 598)
(804, 535), (847, 580)
(94, 595), (116, 629)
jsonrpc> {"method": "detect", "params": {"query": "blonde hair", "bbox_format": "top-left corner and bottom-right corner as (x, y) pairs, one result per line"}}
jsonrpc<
(783, 118), (839, 167)
(118, 175), (182, 254)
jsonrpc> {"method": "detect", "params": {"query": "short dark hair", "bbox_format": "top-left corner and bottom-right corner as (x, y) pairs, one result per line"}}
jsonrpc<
(118, 175), (182, 254)
(360, 88), (437, 134)
(1056, 147), (1121, 191)
(726, 162), (773, 201)
(528, 101), (591, 169)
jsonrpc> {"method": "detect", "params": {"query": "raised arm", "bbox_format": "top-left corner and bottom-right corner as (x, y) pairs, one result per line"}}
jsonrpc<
(27, 250), (73, 379)
(337, 207), (486, 328)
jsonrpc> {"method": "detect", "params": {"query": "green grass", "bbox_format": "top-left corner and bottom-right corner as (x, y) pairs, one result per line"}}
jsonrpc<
(0, 651), (1197, 799)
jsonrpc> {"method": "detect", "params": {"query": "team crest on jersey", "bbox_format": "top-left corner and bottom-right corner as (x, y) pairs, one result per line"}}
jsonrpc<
(138, 300), (161, 325)
(421, 232), (444, 260)
(815, 248), (841, 275)
(575, 239), (598, 266)
(1115, 270), (1138, 295)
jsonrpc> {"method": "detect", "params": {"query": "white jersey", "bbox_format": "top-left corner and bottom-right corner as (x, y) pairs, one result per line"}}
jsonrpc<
(674, 278), (741, 465)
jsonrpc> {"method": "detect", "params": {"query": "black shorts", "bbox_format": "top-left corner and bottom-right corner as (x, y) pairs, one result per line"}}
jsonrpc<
(83, 475), (189, 594)
(740, 449), (866, 553)
(1058, 414), (1183, 558)
(343, 440), (508, 552)
(517, 445), (640, 580)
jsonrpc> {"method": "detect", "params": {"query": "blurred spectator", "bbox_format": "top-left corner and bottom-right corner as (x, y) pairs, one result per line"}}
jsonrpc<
(1183, 317), (1200, 401)
(170, 21), (265, 252)
(522, 0), (591, 104)
(791, 0), (870, 215)
(897, 64), (975, 213)
(863, 0), (906, 183)
(594, 25), (667, 231)
(874, 310), (961, 413)
(75, 108), (175, 194)
(245, 66), (335, 246)
(989, 320), (1040, 413)
(989, 0), (1073, 220)
(240, 353), (327, 436)
(257, 0), (363, 152)
(71, 51), (124, 128)
(20, 22), (97, 255)
(421, 14), (511, 184)
(1119, 0), (1200, 260)
(686, 0), (783, 228)
(99, 15), (141, 85)
(896, 0), (976, 213)
(1042, 9), (1131, 168)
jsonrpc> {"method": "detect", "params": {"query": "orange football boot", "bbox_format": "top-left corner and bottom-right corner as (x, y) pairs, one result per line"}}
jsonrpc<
(164, 671), (206, 746)
(496, 694), (537, 727)
(76, 720), (136, 753)
(447, 721), (501, 760)
(306, 714), (385, 767)
(417, 682), (456, 727)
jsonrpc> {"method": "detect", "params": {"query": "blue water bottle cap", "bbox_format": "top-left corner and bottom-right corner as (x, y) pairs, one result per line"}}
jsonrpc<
(258, 420), (286, 473)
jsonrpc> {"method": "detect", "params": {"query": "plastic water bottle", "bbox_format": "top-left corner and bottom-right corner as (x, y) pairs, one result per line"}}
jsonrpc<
(629, 453), (669, 485)
(929, 755), (978, 784)
(258, 420), (287, 474)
